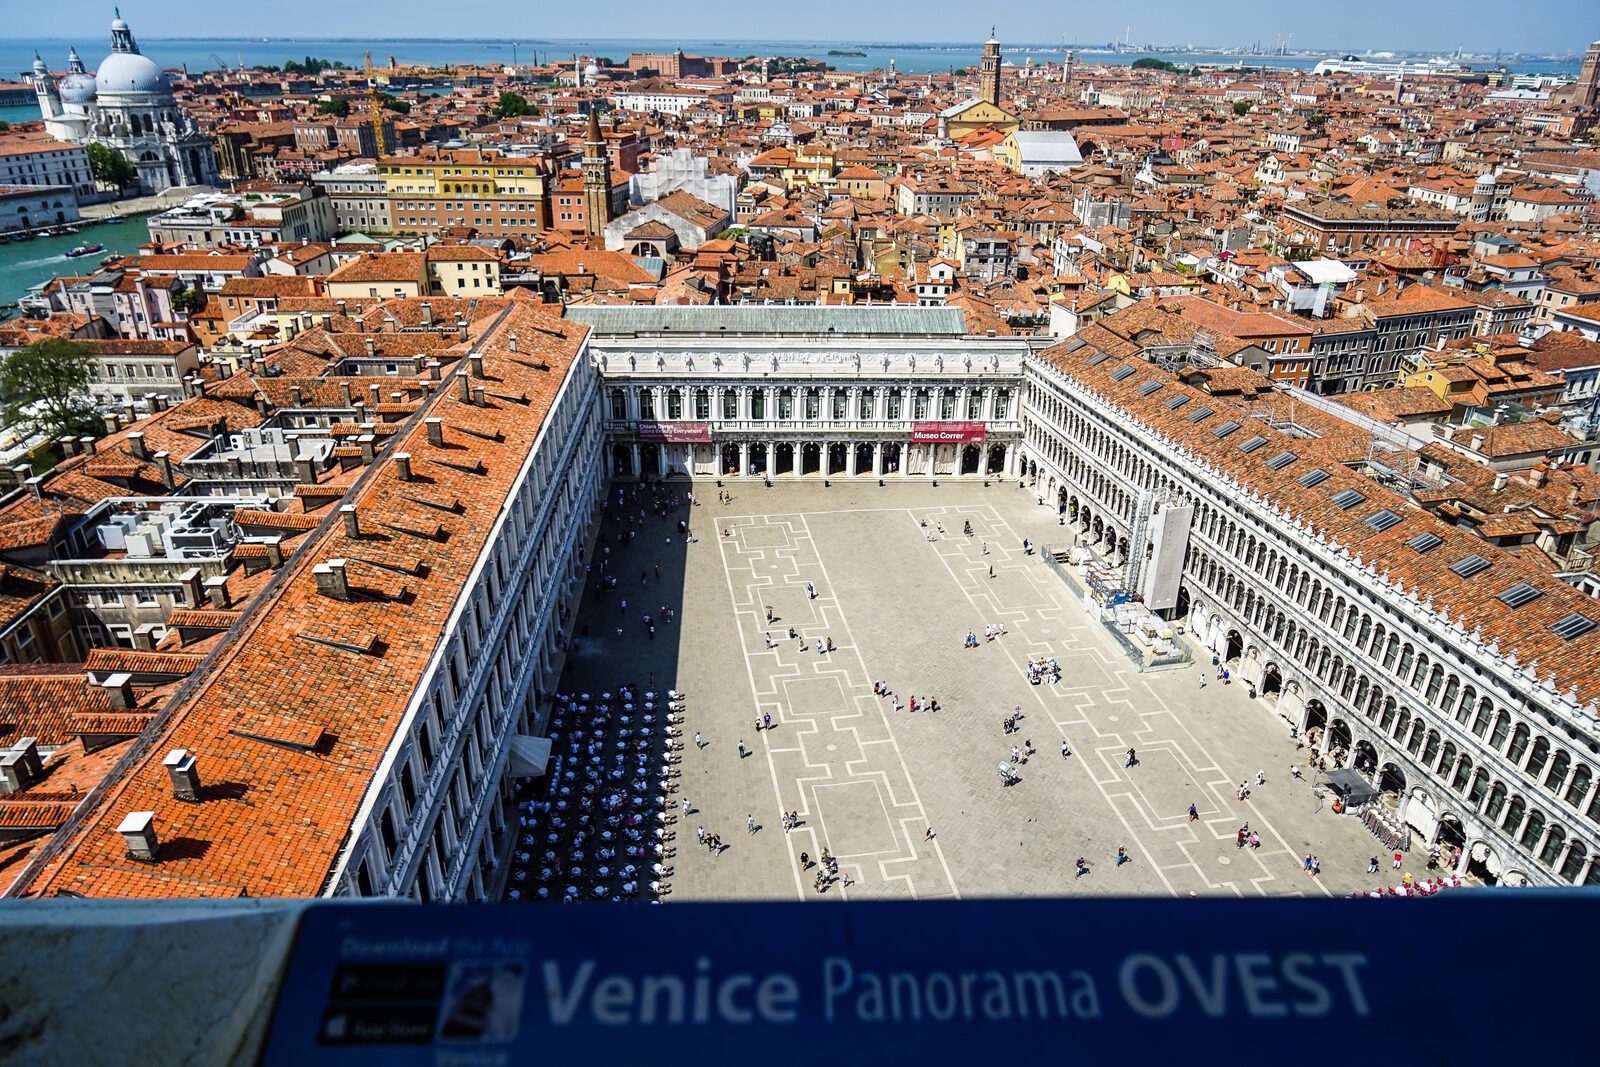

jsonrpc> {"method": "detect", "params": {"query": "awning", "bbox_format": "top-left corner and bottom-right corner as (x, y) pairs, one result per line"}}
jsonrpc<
(509, 734), (553, 777)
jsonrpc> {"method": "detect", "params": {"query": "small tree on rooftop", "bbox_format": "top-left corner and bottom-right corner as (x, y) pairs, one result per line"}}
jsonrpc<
(0, 338), (101, 441)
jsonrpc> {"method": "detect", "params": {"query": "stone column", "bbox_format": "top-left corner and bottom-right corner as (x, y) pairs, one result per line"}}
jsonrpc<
(739, 442), (749, 477)
(1553, 839), (1576, 882)
(1576, 851), (1597, 887)
(847, 440), (858, 476)
(629, 443), (641, 478)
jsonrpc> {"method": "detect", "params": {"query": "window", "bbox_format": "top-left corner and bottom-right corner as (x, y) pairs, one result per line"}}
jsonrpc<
(1406, 532), (1443, 553)
(966, 390), (984, 419)
(913, 389), (930, 419)
(1163, 395), (1191, 411)
(750, 390), (765, 420)
(994, 388), (1011, 419)
(1265, 450), (1297, 470)
(1108, 365), (1136, 381)
(694, 388), (710, 420)
(638, 390), (655, 420)
(778, 388), (794, 420)
(1551, 614), (1597, 640)
(666, 388), (683, 420)
(886, 388), (903, 420)
(1238, 435), (1267, 454)
(1296, 469), (1331, 488)
(1498, 583), (1543, 608)
(1330, 488), (1366, 509)
(1211, 420), (1241, 439)
(722, 391), (738, 419)
(859, 389), (876, 420)
(1449, 555), (1492, 579)
(1086, 351), (1112, 367)
(609, 388), (626, 420)
(939, 389), (956, 420)
(1364, 509), (1403, 532)
(1136, 380), (1163, 396)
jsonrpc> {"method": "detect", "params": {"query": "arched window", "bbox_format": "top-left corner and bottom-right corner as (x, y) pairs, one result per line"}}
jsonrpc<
(609, 388), (627, 419)
(1490, 711), (1511, 750)
(1527, 738), (1550, 779)
(1507, 724), (1530, 765)
(1502, 796), (1527, 833)
(1539, 824), (1565, 867)
(1485, 784), (1507, 822)
(1518, 810), (1545, 850)
(750, 389), (766, 420)
(1545, 750), (1571, 794)
(665, 388), (682, 420)
(693, 388), (709, 419)
(1451, 754), (1472, 794)
(776, 388), (794, 420)
(1565, 765), (1593, 810)
(1423, 731), (1442, 767)
(1560, 843), (1587, 883)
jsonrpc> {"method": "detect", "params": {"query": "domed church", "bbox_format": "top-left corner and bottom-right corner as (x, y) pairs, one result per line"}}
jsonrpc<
(33, 9), (219, 195)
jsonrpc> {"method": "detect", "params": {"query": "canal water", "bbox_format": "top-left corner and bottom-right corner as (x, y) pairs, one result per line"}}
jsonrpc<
(0, 213), (152, 308)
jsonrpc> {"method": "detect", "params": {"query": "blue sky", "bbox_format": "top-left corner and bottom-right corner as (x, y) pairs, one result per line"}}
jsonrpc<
(5, 0), (1590, 53)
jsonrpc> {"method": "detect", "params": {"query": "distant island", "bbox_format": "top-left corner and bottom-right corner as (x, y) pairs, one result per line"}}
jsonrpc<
(828, 49), (866, 57)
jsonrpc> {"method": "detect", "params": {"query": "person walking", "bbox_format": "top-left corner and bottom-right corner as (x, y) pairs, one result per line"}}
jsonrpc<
(1199, 672), (1207, 689)
(1116, 847), (1130, 866)
(1256, 769), (1265, 786)
(1188, 803), (1198, 821)
(924, 827), (935, 841)
(1075, 857), (1091, 878)
(1124, 748), (1136, 768)
(1393, 850), (1404, 870)
(737, 739), (747, 759)
(800, 852), (810, 870)
(763, 712), (772, 731)
(697, 825), (706, 847)
(747, 814), (756, 835)
(1368, 856), (1380, 874)
(1061, 740), (1072, 759)
(694, 731), (704, 750)
(805, 581), (815, 599)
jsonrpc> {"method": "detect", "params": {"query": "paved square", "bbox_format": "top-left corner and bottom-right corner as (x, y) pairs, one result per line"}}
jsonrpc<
(560, 481), (1410, 902)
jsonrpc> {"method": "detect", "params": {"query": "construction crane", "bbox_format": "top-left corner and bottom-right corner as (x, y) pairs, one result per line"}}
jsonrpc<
(365, 49), (387, 158)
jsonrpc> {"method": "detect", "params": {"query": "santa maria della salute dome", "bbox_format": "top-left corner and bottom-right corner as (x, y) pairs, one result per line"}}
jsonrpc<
(32, 9), (218, 195)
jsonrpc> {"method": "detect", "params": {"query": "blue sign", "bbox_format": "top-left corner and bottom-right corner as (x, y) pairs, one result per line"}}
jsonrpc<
(261, 896), (1598, 1064)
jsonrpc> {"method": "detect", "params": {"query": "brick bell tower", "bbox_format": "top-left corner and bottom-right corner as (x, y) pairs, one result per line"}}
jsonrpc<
(979, 29), (1002, 107)
(582, 109), (613, 238)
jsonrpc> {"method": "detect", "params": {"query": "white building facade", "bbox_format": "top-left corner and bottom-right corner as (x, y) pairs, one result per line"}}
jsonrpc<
(34, 15), (219, 196)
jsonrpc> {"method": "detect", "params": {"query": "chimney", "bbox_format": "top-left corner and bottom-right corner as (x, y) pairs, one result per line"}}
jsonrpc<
(1531, 465), (1549, 488)
(177, 567), (204, 609)
(295, 455), (317, 483)
(204, 575), (232, 610)
(364, 336), (375, 357)
(341, 504), (361, 538)
(458, 325), (468, 343)
(425, 417), (444, 446)
(102, 672), (136, 710)
(337, 299), (347, 316)
(339, 381), (353, 406)
(314, 559), (350, 601)
(0, 737), (43, 793)
(116, 811), (160, 862)
(154, 451), (174, 489)
(358, 432), (376, 464)
(1469, 433), (1485, 452)
(352, 400), (369, 425)
(321, 311), (333, 330)
(58, 436), (77, 458)
(255, 395), (270, 417)
(457, 375), (472, 403)
(427, 359), (442, 381)
(289, 384), (303, 405)
(470, 352), (485, 377)
(23, 475), (43, 500)
(79, 436), (96, 456)
(1492, 471), (1508, 491)
(163, 749), (202, 802)
(128, 431), (148, 460)
(103, 412), (122, 434)
(421, 302), (433, 326)
(508, 333), (518, 353)
(394, 452), (413, 481)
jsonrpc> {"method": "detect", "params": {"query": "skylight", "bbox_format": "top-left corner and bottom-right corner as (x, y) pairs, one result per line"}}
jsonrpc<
(1449, 554), (1492, 579)
(1265, 451), (1297, 470)
(1296, 469), (1330, 488)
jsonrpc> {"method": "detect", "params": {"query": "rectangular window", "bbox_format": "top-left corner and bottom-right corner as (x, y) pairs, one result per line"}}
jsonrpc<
(1406, 532), (1442, 553)
(1449, 554), (1492, 578)
(1296, 468), (1330, 488)
(1364, 509), (1403, 532)
(722, 391), (738, 419)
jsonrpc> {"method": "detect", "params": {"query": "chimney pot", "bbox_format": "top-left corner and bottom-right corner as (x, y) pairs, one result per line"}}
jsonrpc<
(339, 381), (353, 407)
(508, 334), (518, 353)
(470, 353), (485, 376)
(457, 375), (472, 402)
(128, 431), (148, 460)
(58, 435), (77, 458)
(23, 475), (43, 500)
(116, 811), (160, 862)
(364, 336), (375, 357)
(290, 384), (303, 405)
(102, 672), (137, 710)
(177, 567), (204, 609)
(163, 749), (202, 802)
(472, 385), (486, 406)
(395, 452), (413, 481)
(427, 359), (442, 381)
(154, 450), (174, 490)
(0, 737), (43, 793)
(341, 504), (360, 538)
(425, 417), (444, 446)
(1493, 471), (1508, 491)
(314, 559), (351, 601)
(79, 435), (96, 456)
(203, 575), (232, 610)
(103, 412), (122, 434)
(265, 536), (284, 569)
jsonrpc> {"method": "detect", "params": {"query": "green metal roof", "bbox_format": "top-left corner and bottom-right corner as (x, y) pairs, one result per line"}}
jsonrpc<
(566, 304), (970, 338)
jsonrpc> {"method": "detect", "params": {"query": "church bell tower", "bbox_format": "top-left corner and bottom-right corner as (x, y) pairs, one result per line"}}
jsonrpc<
(979, 29), (1002, 107)
(582, 109), (614, 238)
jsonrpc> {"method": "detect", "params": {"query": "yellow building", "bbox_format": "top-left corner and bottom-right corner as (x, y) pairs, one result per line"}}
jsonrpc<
(427, 245), (503, 295)
(377, 149), (550, 236)
(325, 251), (430, 300)
(940, 98), (1018, 139)
(780, 146), (835, 190)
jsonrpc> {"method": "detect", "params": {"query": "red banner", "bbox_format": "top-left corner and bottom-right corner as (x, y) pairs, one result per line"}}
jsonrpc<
(637, 421), (711, 443)
(912, 421), (986, 444)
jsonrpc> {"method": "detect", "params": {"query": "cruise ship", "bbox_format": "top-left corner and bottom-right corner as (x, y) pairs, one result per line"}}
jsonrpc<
(1311, 54), (1473, 77)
